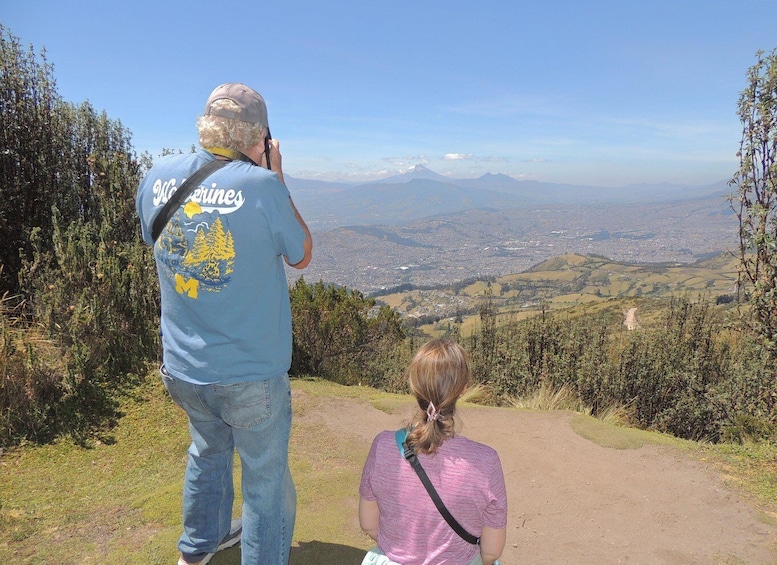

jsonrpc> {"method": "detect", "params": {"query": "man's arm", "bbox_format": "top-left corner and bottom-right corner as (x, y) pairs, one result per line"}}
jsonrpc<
(286, 196), (312, 269)
(258, 138), (312, 269)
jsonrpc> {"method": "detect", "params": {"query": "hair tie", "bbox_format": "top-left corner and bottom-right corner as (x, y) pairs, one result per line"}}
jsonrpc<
(426, 402), (440, 422)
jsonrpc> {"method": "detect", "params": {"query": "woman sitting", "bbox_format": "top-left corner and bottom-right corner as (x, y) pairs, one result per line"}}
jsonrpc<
(358, 339), (507, 565)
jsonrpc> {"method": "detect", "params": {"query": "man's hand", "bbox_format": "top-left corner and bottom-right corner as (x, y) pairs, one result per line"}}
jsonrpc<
(263, 138), (285, 185)
(268, 138), (282, 171)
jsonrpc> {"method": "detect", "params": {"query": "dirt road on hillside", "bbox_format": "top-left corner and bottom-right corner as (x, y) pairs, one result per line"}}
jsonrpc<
(310, 393), (777, 564)
(625, 307), (639, 330)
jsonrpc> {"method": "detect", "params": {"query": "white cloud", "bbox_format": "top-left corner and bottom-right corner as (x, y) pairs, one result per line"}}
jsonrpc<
(443, 153), (472, 161)
(383, 155), (430, 167)
(475, 155), (509, 163)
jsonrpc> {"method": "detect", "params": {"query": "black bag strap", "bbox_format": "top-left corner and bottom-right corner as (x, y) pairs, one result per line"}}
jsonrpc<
(395, 429), (480, 545)
(151, 159), (229, 242)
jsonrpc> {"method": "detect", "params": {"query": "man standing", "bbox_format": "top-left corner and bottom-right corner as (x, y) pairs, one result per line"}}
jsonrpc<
(136, 83), (312, 565)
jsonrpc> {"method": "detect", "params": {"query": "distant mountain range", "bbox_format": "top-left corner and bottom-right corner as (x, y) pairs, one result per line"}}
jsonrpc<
(283, 165), (737, 293)
(286, 165), (731, 230)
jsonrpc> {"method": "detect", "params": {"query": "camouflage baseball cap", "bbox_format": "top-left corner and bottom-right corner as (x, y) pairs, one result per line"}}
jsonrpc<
(204, 83), (269, 128)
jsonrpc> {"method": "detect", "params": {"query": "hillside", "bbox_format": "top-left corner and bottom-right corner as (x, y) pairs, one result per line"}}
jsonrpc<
(285, 165), (735, 294)
(297, 192), (736, 294)
(375, 252), (739, 332)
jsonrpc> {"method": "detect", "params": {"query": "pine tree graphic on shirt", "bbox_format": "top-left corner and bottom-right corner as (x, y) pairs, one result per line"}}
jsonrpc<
(159, 215), (235, 296)
(181, 217), (235, 291)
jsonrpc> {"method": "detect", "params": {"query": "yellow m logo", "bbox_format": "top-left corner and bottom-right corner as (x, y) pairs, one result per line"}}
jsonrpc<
(175, 274), (199, 298)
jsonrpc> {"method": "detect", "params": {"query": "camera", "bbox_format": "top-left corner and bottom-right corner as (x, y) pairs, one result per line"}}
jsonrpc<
(264, 128), (273, 170)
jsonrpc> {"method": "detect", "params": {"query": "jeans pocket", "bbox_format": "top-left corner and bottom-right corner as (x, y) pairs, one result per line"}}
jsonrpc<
(160, 365), (184, 408)
(214, 379), (271, 428)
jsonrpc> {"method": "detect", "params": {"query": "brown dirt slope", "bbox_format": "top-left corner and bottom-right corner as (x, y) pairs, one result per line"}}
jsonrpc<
(310, 391), (777, 565)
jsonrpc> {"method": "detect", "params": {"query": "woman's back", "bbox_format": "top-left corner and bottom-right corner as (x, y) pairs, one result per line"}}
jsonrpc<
(358, 339), (507, 565)
(359, 430), (507, 565)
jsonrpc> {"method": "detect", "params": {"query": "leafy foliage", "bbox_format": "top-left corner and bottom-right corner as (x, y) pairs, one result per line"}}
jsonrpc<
(466, 293), (775, 442)
(0, 25), (160, 446)
(290, 278), (405, 384)
(730, 48), (777, 356)
(0, 297), (64, 445)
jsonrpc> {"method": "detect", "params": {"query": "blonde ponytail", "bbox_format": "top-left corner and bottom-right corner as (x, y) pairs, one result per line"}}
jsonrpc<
(405, 339), (470, 454)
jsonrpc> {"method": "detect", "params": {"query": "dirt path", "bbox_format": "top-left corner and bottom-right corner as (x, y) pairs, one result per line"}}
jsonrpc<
(314, 394), (777, 564)
(625, 307), (639, 330)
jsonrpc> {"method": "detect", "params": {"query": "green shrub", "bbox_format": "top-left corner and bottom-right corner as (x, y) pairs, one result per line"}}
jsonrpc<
(290, 278), (406, 384)
(463, 294), (775, 442)
(0, 297), (64, 445)
(0, 25), (161, 447)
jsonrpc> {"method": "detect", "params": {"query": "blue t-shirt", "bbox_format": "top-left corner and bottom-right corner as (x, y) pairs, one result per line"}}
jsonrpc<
(136, 150), (306, 385)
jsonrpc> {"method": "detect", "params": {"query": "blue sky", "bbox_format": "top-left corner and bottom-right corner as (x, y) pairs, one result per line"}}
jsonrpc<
(4, 0), (776, 186)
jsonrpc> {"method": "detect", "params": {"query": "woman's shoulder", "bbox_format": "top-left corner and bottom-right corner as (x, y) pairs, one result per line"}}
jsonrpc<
(365, 430), (407, 464)
(374, 429), (395, 441)
(371, 429), (401, 449)
(446, 435), (501, 461)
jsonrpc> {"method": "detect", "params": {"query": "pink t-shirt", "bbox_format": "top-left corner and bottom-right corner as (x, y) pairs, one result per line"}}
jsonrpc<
(359, 430), (508, 565)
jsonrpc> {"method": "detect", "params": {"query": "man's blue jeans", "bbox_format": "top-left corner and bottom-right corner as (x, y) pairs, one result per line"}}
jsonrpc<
(161, 368), (296, 564)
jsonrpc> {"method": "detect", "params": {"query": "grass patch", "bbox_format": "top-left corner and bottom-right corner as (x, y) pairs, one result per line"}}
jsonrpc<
(289, 407), (368, 563)
(697, 441), (777, 524)
(293, 377), (408, 416)
(0, 376), (377, 564)
(510, 383), (587, 412)
(0, 376), (187, 564)
(571, 412), (684, 450)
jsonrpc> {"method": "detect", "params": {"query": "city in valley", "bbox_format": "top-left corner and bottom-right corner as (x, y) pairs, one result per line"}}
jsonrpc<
(286, 167), (736, 296)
